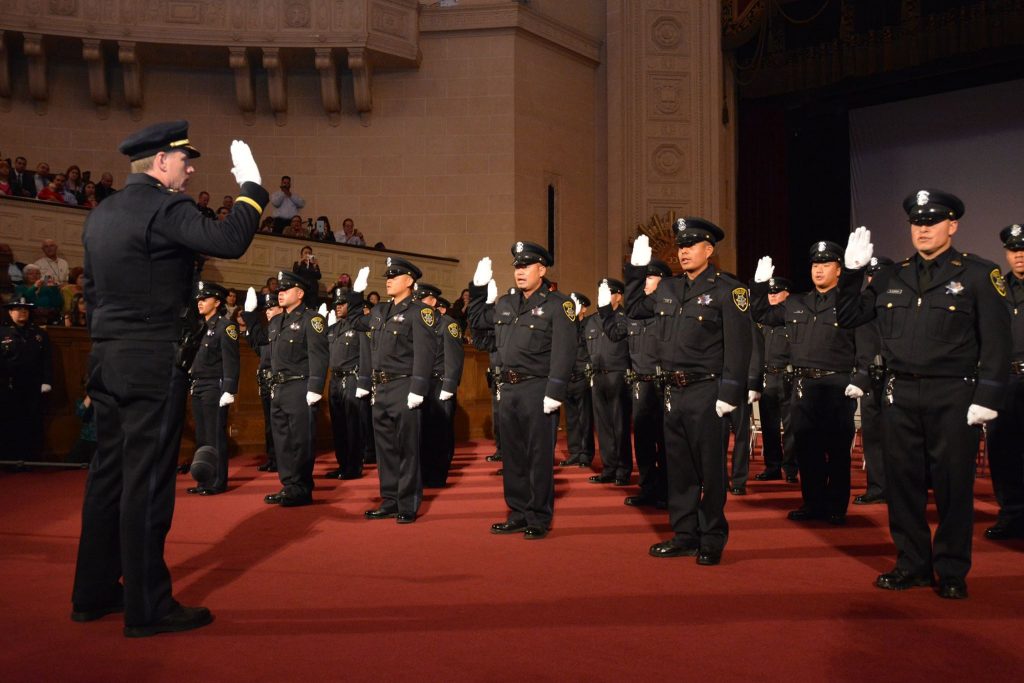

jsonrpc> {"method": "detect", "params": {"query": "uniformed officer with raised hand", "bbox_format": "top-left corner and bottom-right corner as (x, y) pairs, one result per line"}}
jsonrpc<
(753, 277), (798, 483)
(73, 121), (267, 637)
(324, 287), (371, 481)
(560, 292), (595, 468)
(625, 219), (752, 565)
(186, 281), (240, 495)
(468, 242), (576, 539)
(836, 190), (1011, 599)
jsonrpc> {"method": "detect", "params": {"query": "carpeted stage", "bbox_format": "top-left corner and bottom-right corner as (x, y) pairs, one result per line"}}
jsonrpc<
(2, 439), (1023, 682)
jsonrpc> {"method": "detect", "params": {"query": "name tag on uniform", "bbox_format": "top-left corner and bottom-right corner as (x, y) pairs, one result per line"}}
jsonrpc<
(886, 289), (903, 295)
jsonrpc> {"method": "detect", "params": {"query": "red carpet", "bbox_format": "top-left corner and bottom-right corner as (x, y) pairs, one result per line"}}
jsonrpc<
(2, 439), (1023, 682)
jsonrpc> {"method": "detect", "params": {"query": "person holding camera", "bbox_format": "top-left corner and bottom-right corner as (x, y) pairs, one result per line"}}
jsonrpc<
(293, 245), (322, 284)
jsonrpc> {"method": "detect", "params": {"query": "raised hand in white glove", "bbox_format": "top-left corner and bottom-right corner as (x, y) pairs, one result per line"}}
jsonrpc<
(353, 266), (369, 293)
(753, 256), (775, 283)
(597, 281), (612, 308)
(473, 257), (493, 287)
(715, 400), (736, 417)
(41, 384), (52, 394)
(486, 279), (498, 304)
(630, 235), (652, 267)
(844, 384), (864, 399)
(439, 390), (454, 401)
(317, 303), (328, 317)
(306, 392), (321, 406)
(844, 226), (874, 270)
(570, 293), (582, 317)
(967, 404), (997, 426)
(327, 310), (337, 327)
(407, 392), (424, 410)
(244, 286), (258, 312)
(543, 396), (562, 414)
(747, 390), (761, 404)
(219, 392), (235, 407)
(355, 388), (369, 399)
(229, 139), (261, 187)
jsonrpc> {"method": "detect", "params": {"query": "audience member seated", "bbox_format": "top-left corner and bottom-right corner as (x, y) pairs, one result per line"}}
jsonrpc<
(32, 162), (51, 195)
(450, 288), (471, 327)
(309, 215), (335, 242)
(216, 206), (230, 221)
(9, 156), (35, 198)
(61, 266), (85, 314)
(0, 159), (11, 196)
(334, 272), (352, 294)
(258, 217), (275, 234)
(0, 243), (22, 301)
(36, 173), (67, 204)
(195, 190), (216, 219)
(224, 289), (239, 319)
(266, 276), (279, 293)
(367, 290), (381, 306)
(16, 264), (63, 324)
(283, 214), (308, 238)
(293, 245), (322, 283)
(63, 165), (84, 205)
(221, 195), (233, 210)
(35, 239), (70, 285)
(80, 181), (99, 208)
(65, 293), (88, 328)
(336, 217), (366, 246)
(94, 172), (116, 202)
(269, 175), (305, 233)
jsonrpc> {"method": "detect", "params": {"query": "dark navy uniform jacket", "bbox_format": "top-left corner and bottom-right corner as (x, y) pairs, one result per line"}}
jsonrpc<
(327, 314), (372, 392)
(189, 314), (240, 393)
(583, 306), (630, 372)
(244, 303), (329, 394)
(0, 323), (52, 387)
(434, 312), (465, 395)
(1004, 273), (1024, 363)
(359, 295), (438, 398)
(599, 309), (659, 376)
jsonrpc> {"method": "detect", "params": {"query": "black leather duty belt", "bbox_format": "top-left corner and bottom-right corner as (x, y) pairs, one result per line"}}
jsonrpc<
(332, 368), (358, 379)
(372, 371), (410, 384)
(269, 373), (306, 386)
(499, 369), (540, 384)
(792, 367), (836, 379)
(661, 371), (716, 387)
(764, 366), (788, 375)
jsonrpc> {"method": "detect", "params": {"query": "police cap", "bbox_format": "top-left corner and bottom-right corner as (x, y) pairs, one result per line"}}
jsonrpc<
(277, 269), (314, 293)
(866, 256), (895, 275)
(571, 292), (591, 308)
(118, 120), (201, 161)
(262, 291), (280, 308)
(1000, 224), (1024, 251)
(767, 277), (792, 294)
(413, 282), (442, 300)
(511, 241), (553, 267)
(195, 280), (229, 302)
(600, 278), (625, 295)
(435, 296), (452, 310)
(903, 189), (964, 226)
(673, 217), (725, 247)
(646, 259), (672, 278)
(2, 295), (35, 309)
(383, 256), (422, 280)
(809, 240), (843, 263)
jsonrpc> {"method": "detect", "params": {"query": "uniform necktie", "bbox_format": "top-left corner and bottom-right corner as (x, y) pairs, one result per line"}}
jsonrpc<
(919, 260), (938, 291)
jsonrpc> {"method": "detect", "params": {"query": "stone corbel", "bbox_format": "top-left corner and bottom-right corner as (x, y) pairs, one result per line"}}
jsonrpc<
(118, 41), (143, 119)
(23, 33), (47, 114)
(348, 47), (374, 126)
(0, 32), (12, 106)
(262, 47), (287, 126)
(228, 47), (256, 123)
(314, 48), (341, 126)
(82, 38), (110, 117)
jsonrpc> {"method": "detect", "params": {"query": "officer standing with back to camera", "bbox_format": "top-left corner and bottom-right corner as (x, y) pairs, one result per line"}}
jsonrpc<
(247, 292), (283, 473)
(186, 281), (240, 496)
(0, 296), (53, 460)
(625, 219), (752, 565)
(560, 291), (594, 468)
(836, 190), (1010, 599)
(982, 224), (1024, 541)
(72, 121), (266, 637)
(323, 286), (371, 481)
(468, 241), (575, 539)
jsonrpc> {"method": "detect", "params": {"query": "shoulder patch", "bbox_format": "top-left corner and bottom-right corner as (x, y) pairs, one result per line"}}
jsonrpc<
(562, 300), (576, 321)
(991, 268), (1007, 297)
(311, 316), (325, 334)
(448, 322), (461, 339)
(732, 287), (750, 312)
(421, 308), (435, 326)
(225, 324), (238, 341)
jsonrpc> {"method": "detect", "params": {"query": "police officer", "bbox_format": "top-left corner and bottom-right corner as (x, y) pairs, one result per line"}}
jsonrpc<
(247, 292), (282, 473)
(560, 292), (594, 468)
(836, 191), (1011, 599)
(242, 270), (329, 508)
(324, 287), (371, 481)
(356, 257), (437, 523)
(73, 122), (266, 636)
(983, 224), (1024, 540)
(186, 281), (239, 495)
(724, 315), (764, 496)
(752, 241), (873, 525)
(625, 219), (752, 565)
(468, 242), (575, 539)
(413, 283), (464, 488)
(753, 277), (798, 483)
(599, 260), (670, 507)
(0, 297), (52, 460)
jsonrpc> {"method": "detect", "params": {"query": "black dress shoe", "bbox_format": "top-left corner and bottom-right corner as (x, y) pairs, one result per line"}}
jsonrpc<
(485, 453), (502, 462)
(827, 513), (847, 526)
(937, 577), (968, 599)
(280, 493), (312, 508)
(559, 455), (581, 466)
(649, 539), (699, 558)
(197, 488), (225, 496)
(785, 474), (799, 483)
(984, 520), (1024, 540)
(754, 469), (782, 481)
(364, 508), (398, 520)
(853, 492), (886, 505)
(257, 461), (278, 472)
(578, 459), (593, 468)
(340, 472), (364, 480)
(186, 487), (204, 495)
(588, 473), (616, 484)
(874, 569), (934, 591)
(177, 463), (191, 475)
(323, 468), (343, 479)
(71, 599), (124, 623)
(787, 507), (826, 522)
(396, 513), (416, 524)
(696, 549), (722, 566)
(523, 526), (548, 539)
(730, 486), (747, 496)
(264, 492), (285, 505)
(123, 604), (213, 638)
(491, 520), (528, 534)
(624, 495), (659, 508)
(615, 477), (630, 486)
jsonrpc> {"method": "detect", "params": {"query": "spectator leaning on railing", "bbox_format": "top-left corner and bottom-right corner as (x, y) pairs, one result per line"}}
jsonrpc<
(336, 217), (365, 246)
(283, 214), (308, 238)
(0, 159), (12, 196)
(36, 173), (67, 203)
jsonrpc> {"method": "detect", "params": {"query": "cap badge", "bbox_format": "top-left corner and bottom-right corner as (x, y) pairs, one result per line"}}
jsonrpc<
(945, 281), (964, 296)
(278, 271), (284, 280)
(869, 257), (878, 267)
(1012, 225), (1022, 237)
(768, 278), (776, 286)
(675, 218), (687, 231)
(818, 241), (827, 252)
(386, 257), (392, 267)
(197, 280), (204, 290)
(515, 242), (524, 254)
(916, 190), (930, 206)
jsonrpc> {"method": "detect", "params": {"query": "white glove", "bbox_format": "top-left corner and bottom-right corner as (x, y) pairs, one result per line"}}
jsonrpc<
(486, 279), (498, 304)
(630, 235), (652, 267)
(229, 139), (261, 187)
(41, 383), (52, 394)
(355, 388), (369, 399)
(219, 392), (235, 407)
(543, 396), (561, 413)
(753, 256), (774, 283)
(844, 226), (874, 270)
(715, 400), (736, 417)
(747, 390), (761, 404)
(844, 384), (864, 399)
(317, 303), (327, 317)
(306, 391), (321, 406)
(327, 310), (338, 327)
(967, 404), (997, 426)
(244, 286), (258, 312)
(570, 293), (582, 317)
(353, 266), (369, 293)
(439, 390), (454, 401)
(597, 281), (612, 308)
(473, 257), (493, 287)
(407, 392), (424, 409)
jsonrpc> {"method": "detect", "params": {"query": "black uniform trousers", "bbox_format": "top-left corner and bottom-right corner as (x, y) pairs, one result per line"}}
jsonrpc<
(564, 377), (594, 463)
(860, 386), (886, 498)
(883, 377), (979, 580)
(191, 379), (229, 491)
(592, 371), (632, 478)
(372, 378), (423, 515)
(259, 383), (276, 462)
(0, 380), (43, 459)
(72, 340), (186, 627)
(724, 401), (753, 489)
(758, 373), (797, 477)
(328, 374), (365, 479)
(632, 379), (666, 501)
(663, 379), (729, 553)
(790, 374), (856, 515)
(489, 381), (503, 457)
(270, 380), (317, 497)
(421, 379), (457, 487)
(986, 375), (1024, 527)
(362, 397), (376, 464)
(498, 377), (557, 529)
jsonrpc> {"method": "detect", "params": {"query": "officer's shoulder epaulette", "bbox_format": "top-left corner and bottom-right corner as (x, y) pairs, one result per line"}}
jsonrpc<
(715, 271), (745, 288)
(900, 258), (912, 267)
(959, 252), (1000, 270)
(546, 289), (571, 303)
